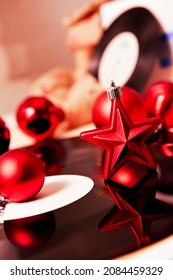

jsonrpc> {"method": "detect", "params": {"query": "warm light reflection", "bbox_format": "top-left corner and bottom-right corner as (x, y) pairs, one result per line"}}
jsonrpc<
(161, 143), (173, 157)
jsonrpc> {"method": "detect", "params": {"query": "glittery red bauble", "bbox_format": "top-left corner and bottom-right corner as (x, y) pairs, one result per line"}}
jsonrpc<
(16, 96), (65, 140)
(0, 149), (45, 202)
(4, 212), (56, 249)
(92, 86), (147, 127)
(0, 117), (10, 155)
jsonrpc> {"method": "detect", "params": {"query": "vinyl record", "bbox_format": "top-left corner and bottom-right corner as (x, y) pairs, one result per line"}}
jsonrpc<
(88, 7), (171, 92)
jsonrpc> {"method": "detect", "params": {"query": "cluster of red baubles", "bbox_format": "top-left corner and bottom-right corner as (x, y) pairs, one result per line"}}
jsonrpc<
(1, 80), (173, 151)
(0, 80), (173, 203)
(0, 97), (64, 203)
(92, 80), (173, 131)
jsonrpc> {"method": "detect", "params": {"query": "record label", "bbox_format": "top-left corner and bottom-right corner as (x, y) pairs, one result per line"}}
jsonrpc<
(98, 32), (139, 88)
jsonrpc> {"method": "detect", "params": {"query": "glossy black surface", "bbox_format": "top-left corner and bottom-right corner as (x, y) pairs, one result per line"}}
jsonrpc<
(0, 133), (173, 259)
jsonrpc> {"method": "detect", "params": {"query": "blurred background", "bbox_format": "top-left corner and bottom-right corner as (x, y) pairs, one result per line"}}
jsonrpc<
(0, 0), (81, 115)
(0, 0), (172, 117)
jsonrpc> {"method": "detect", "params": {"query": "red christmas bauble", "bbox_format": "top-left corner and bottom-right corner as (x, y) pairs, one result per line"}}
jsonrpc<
(92, 86), (147, 127)
(164, 101), (173, 131)
(0, 149), (45, 202)
(16, 96), (65, 140)
(143, 80), (173, 117)
(4, 212), (56, 249)
(143, 81), (173, 132)
(0, 117), (10, 155)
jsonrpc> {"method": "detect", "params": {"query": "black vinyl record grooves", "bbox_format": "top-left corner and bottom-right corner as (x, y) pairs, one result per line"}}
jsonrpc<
(88, 7), (171, 92)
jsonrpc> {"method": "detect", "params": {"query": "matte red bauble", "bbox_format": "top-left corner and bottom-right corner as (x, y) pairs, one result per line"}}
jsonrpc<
(16, 96), (65, 140)
(143, 80), (173, 117)
(0, 149), (45, 202)
(0, 117), (10, 155)
(4, 212), (56, 249)
(92, 86), (147, 127)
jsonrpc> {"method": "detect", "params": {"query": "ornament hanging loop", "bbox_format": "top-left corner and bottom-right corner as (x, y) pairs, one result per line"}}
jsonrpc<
(107, 81), (122, 99)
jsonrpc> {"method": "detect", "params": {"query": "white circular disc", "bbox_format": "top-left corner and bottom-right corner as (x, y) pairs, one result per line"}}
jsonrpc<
(98, 31), (139, 88)
(2, 175), (94, 221)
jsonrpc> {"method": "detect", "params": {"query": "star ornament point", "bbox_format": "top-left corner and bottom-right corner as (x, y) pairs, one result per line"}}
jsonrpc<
(80, 97), (162, 181)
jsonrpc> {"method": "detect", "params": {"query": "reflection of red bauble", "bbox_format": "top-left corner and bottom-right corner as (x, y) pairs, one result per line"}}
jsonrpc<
(0, 117), (10, 155)
(110, 161), (149, 188)
(92, 86), (147, 127)
(27, 138), (66, 176)
(143, 81), (173, 117)
(4, 212), (56, 249)
(0, 149), (45, 202)
(16, 96), (65, 140)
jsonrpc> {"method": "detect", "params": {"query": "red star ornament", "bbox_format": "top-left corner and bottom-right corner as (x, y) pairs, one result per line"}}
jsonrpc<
(80, 82), (162, 182)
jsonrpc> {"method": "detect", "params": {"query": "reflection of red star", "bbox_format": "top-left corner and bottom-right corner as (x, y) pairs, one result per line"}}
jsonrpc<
(99, 191), (149, 247)
(99, 178), (173, 247)
(81, 97), (161, 180)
